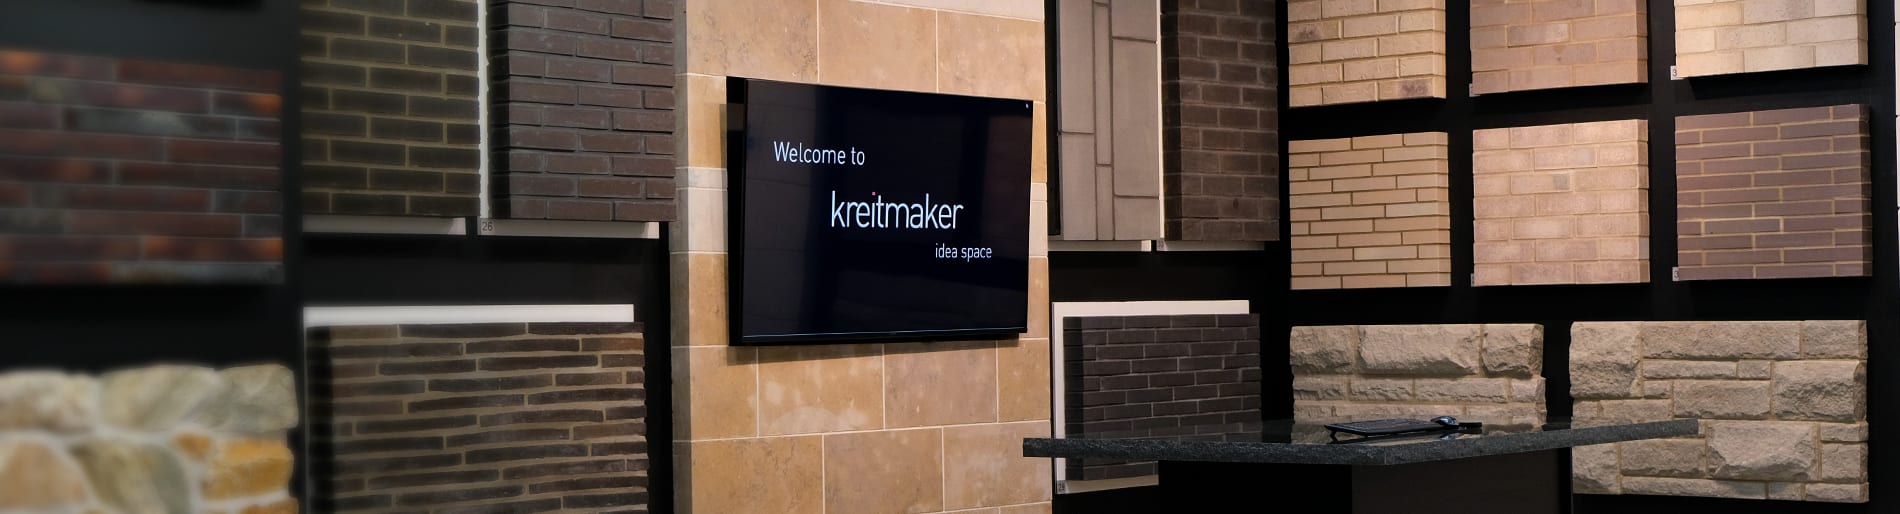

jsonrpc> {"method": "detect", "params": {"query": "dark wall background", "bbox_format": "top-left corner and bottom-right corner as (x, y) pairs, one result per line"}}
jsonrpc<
(1055, 0), (1894, 512)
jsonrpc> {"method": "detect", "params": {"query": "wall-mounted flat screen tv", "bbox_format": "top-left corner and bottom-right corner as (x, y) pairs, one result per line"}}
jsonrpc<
(728, 78), (1031, 344)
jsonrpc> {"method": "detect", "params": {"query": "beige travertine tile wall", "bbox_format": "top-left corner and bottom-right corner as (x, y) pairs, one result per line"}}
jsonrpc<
(1288, 0), (1447, 107)
(1056, 0), (1162, 240)
(1473, 120), (1650, 286)
(675, 1), (1052, 513)
(1571, 321), (1869, 503)
(1288, 132), (1452, 289)
(1675, 0), (1867, 78)
(1471, 0), (1647, 95)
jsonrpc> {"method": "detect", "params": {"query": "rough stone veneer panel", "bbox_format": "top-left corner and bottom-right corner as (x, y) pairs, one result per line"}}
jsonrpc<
(0, 49), (283, 283)
(1162, 0), (1280, 241)
(1473, 120), (1649, 286)
(0, 364), (298, 514)
(1290, 324), (1548, 437)
(491, 0), (677, 222)
(1056, 0), (1162, 240)
(301, 0), (482, 217)
(309, 322), (650, 512)
(1569, 321), (1869, 503)
(1288, 132), (1451, 289)
(1470, 0), (1647, 95)
(1287, 0), (1447, 107)
(1676, 105), (1871, 280)
(1676, 0), (1867, 77)
(1063, 314), (1264, 481)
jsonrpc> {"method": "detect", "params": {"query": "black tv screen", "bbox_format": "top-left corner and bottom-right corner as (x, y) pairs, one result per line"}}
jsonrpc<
(728, 79), (1032, 344)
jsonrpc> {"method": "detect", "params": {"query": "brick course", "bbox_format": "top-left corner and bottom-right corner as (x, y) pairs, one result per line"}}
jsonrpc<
(491, 0), (677, 222)
(1473, 120), (1649, 286)
(1470, 0), (1647, 95)
(1287, 0), (1446, 107)
(1064, 314), (1263, 481)
(1676, 105), (1870, 280)
(1288, 132), (1451, 289)
(0, 49), (282, 283)
(310, 322), (649, 513)
(1162, 0), (1279, 241)
(302, 0), (483, 217)
(1676, 0), (1867, 77)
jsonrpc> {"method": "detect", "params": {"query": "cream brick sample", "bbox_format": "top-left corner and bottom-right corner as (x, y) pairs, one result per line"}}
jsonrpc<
(1289, 133), (1451, 289)
(1473, 120), (1649, 286)
(1570, 321), (1868, 503)
(1675, 0), (1867, 77)
(1288, 0), (1445, 106)
(1471, 0), (1647, 94)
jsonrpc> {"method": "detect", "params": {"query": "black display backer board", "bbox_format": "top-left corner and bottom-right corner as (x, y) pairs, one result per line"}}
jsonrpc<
(727, 79), (1033, 344)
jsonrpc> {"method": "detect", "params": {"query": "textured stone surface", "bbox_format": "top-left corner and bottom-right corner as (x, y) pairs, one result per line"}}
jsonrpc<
(99, 365), (222, 431)
(73, 440), (193, 514)
(203, 438), (293, 499)
(1572, 443), (1621, 493)
(1672, 380), (1771, 419)
(201, 364), (298, 433)
(1807, 483), (1871, 503)
(1481, 324), (1543, 377)
(1772, 361), (1865, 421)
(0, 371), (97, 432)
(1802, 320), (1867, 358)
(1820, 443), (1866, 482)
(0, 440), (92, 510)
(1569, 322), (1640, 398)
(1358, 324), (1481, 375)
(1290, 325), (1358, 373)
(1621, 477), (1765, 499)
(1708, 422), (1816, 481)
(1645, 321), (1800, 360)
(1620, 439), (1707, 478)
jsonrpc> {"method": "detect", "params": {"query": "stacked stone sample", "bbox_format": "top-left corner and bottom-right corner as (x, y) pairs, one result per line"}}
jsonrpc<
(1470, 0), (1647, 94)
(1290, 324), (1546, 433)
(1570, 320), (1869, 503)
(1287, 0), (1447, 106)
(0, 364), (299, 514)
(1473, 120), (1649, 285)
(1676, 0), (1866, 78)
(1289, 132), (1452, 289)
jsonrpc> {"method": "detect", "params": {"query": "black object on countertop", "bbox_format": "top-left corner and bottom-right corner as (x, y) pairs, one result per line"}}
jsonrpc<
(1024, 418), (1698, 466)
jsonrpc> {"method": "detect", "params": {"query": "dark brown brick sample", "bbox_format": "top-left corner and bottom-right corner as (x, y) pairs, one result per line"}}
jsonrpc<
(1064, 314), (1263, 481)
(1162, 0), (1279, 241)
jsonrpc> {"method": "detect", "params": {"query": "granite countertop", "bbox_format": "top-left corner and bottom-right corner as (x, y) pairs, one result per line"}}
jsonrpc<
(1024, 419), (1698, 466)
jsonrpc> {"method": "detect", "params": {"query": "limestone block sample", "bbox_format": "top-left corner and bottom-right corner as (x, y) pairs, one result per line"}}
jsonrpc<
(1471, 0), (1647, 94)
(1291, 324), (1545, 430)
(1288, 0), (1447, 106)
(1289, 133), (1451, 289)
(1570, 320), (1868, 503)
(1676, 0), (1867, 78)
(1474, 120), (1649, 286)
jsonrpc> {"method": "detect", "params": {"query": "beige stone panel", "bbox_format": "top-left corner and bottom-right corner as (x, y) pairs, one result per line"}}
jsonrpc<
(938, 11), (1046, 101)
(1027, 256), (1049, 337)
(685, 0), (818, 80)
(1109, 38), (1161, 198)
(868, 0), (1043, 20)
(1059, 134), (1099, 239)
(945, 421), (1054, 509)
(0, 440), (91, 509)
(1708, 421), (1817, 481)
(1679, 50), (1745, 77)
(825, 428), (945, 514)
(1806, 483), (1870, 502)
(677, 345), (759, 439)
(1032, 102), (1048, 184)
(672, 252), (730, 346)
(1057, 0), (1093, 132)
(1572, 443), (1621, 493)
(1114, 196), (1163, 240)
(675, 184), (727, 253)
(818, 0), (937, 93)
(1620, 477), (1766, 499)
(757, 344), (884, 435)
(886, 340), (1000, 427)
(685, 437), (823, 514)
(681, 74), (727, 169)
(999, 337), (1052, 421)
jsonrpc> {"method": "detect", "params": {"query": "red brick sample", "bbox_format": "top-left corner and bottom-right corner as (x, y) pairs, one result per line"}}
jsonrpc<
(1676, 105), (1870, 281)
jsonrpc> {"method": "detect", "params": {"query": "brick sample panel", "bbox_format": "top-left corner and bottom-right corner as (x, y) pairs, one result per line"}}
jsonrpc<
(309, 322), (650, 512)
(1676, 0), (1866, 77)
(1287, 0), (1446, 107)
(1056, 0), (1162, 240)
(1676, 105), (1870, 280)
(0, 49), (283, 283)
(1064, 314), (1263, 481)
(1162, 0), (1279, 241)
(1290, 324), (1548, 440)
(1473, 120), (1649, 286)
(1288, 132), (1451, 289)
(492, 0), (677, 222)
(1470, 0), (1646, 94)
(301, 0), (483, 217)
(1570, 321), (1869, 503)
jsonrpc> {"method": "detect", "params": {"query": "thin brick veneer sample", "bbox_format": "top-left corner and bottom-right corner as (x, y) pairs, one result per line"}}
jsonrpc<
(1473, 120), (1649, 286)
(1676, 0), (1867, 77)
(1289, 132), (1451, 289)
(1471, 0), (1647, 94)
(1676, 105), (1870, 280)
(1287, 0), (1447, 107)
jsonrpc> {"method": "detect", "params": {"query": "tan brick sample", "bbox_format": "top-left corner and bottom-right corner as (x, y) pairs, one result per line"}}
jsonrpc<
(1471, 0), (1647, 94)
(1288, 0), (1447, 107)
(1289, 132), (1451, 289)
(1473, 120), (1649, 286)
(1676, 105), (1870, 280)
(1675, 0), (1867, 77)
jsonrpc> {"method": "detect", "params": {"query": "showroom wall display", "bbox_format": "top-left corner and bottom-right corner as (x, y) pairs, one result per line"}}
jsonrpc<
(1289, 324), (1546, 430)
(1675, 0), (1866, 77)
(1055, 0), (1163, 240)
(1570, 321), (1869, 503)
(1473, 120), (1650, 286)
(1287, 0), (1447, 106)
(1288, 132), (1452, 289)
(1162, 1), (1280, 242)
(1471, 0), (1648, 94)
